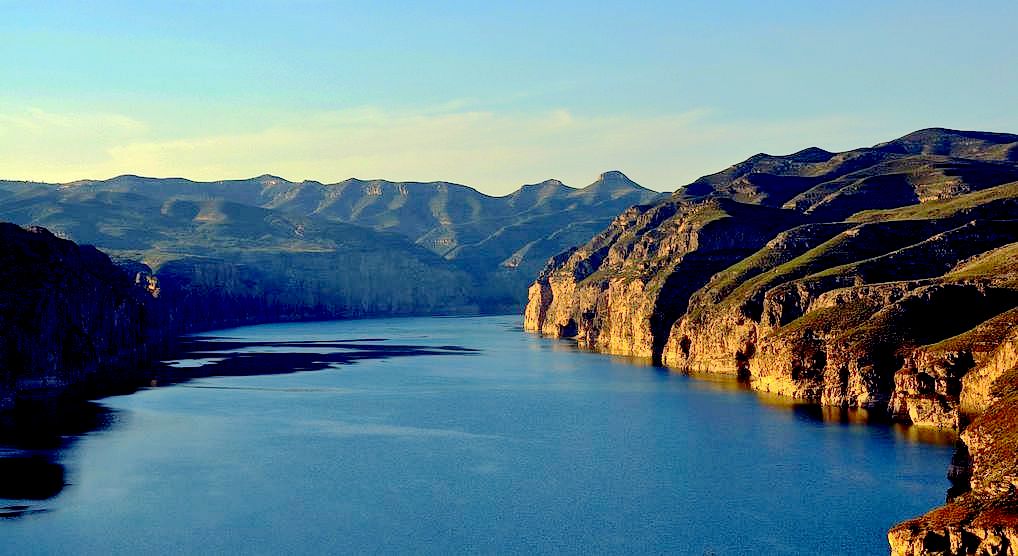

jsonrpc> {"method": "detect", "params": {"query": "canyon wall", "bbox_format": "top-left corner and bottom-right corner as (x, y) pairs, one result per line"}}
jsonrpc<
(0, 224), (164, 408)
(527, 129), (1018, 427)
(0, 221), (479, 408)
(524, 129), (1018, 553)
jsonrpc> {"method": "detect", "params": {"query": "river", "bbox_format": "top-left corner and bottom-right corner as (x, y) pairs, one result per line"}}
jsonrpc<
(1, 315), (955, 554)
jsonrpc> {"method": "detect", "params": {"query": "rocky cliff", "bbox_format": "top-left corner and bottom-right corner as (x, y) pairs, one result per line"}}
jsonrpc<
(523, 128), (1018, 553)
(0, 224), (164, 408)
(888, 364), (1018, 555)
(0, 215), (481, 409)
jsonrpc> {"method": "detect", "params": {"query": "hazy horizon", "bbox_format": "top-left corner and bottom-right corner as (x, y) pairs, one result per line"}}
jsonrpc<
(4, 168), (675, 194)
(4, 0), (1017, 194)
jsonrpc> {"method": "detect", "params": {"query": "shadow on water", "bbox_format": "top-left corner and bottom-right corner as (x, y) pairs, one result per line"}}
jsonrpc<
(0, 399), (117, 517)
(156, 337), (478, 383)
(0, 334), (479, 513)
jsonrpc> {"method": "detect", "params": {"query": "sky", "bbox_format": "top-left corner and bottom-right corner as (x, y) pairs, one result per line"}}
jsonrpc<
(2, 1), (1016, 194)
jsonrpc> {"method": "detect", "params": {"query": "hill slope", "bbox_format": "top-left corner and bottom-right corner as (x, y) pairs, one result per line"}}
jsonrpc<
(0, 186), (481, 318)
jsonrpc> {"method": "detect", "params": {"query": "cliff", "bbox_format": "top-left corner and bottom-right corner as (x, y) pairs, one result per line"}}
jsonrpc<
(0, 224), (164, 408)
(523, 128), (1018, 553)
(0, 215), (480, 408)
(526, 197), (803, 358)
(888, 366), (1018, 555)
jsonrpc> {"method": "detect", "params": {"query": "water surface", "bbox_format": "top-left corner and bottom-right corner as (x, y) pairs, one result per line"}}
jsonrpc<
(2, 315), (954, 554)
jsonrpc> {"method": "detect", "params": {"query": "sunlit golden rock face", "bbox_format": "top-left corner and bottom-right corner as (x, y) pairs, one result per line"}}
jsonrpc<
(527, 130), (1018, 423)
(523, 129), (1018, 554)
(889, 367), (1018, 555)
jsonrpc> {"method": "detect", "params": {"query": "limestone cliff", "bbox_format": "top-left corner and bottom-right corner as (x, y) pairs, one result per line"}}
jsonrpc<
(889, 366), (1018, 555)
(525, 197), (802, 358)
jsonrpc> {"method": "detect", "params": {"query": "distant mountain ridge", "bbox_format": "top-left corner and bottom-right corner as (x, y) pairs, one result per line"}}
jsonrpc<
(48, 169), (660, 253)
(0, 169), (664, 309)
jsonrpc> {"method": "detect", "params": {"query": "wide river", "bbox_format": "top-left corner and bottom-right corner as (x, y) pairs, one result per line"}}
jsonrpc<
(3, 315), (955, 554)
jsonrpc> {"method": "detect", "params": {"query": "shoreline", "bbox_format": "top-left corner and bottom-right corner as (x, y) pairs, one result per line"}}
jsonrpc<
(524, 326), (1016, 554)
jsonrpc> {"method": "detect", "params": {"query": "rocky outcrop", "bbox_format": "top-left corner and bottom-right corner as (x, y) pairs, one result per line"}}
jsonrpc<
(529, 199), (1018, 418)
(889, 367), (1018, 555)
(527, 129), (1018, 418)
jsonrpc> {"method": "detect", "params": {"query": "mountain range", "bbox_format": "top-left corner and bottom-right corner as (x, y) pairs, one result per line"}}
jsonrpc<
(0, 170), (662, 312)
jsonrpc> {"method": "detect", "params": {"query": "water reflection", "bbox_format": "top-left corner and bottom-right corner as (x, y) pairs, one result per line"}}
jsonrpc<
(0, 400), (116, 514)
(680, 370), (754, 393)
(755, 394), (958, 445)
(891, 424), (959, 445)
(0, 334), (478, 511)
(0, 457), (64, 501)
(538, 335), (958, 447)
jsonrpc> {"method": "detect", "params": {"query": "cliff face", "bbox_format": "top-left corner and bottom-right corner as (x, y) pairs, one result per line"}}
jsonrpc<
(0, 224), (163, 408)
(0, 216), (481, 408)
(524, 198), (802, 358)
(524, 129), (1018, 554)
(889, 366), (1018, 555)
(147, 248), (478, 331)
(527, 129), (1018, 419)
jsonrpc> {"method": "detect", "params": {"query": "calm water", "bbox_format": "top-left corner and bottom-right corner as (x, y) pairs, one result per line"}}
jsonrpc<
(2, 315), (954, 555)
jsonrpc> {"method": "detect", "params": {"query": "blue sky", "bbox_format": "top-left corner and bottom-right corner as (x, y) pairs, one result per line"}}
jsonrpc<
(2, 0), (1016, 193)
